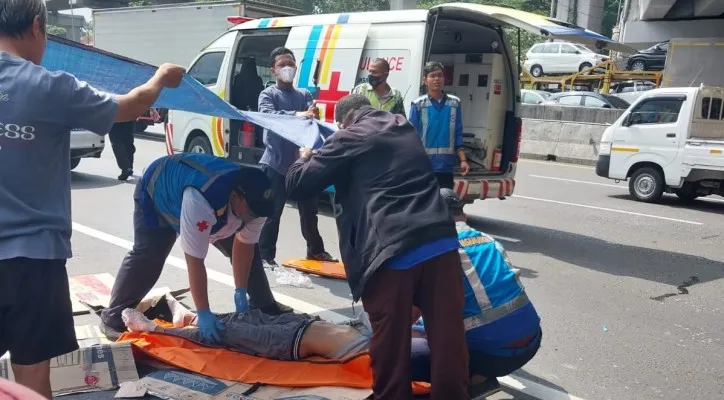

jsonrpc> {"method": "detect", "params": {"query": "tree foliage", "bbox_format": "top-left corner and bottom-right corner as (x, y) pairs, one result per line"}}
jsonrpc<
(47, 25), (67, 37)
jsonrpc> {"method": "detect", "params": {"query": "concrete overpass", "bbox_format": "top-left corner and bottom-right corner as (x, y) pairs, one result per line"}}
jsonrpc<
(621, 0), (724, 48)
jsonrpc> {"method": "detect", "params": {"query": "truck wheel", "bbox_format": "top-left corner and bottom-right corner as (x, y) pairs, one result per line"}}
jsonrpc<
(629, 167), (664, 202)
(187, 135), (212, 154)
(70, 158), (81, 171)
(675, 183), (699, 202)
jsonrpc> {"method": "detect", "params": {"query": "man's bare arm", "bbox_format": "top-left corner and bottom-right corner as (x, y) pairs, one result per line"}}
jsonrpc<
(185, 254), (211, 311)
(231, 236), (254, 290)
(115, 63), (185, 122)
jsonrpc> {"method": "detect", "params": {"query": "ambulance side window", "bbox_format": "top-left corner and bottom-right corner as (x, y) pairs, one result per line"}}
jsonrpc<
(188, 52), (225, 86)
(230, 29), (291, 112)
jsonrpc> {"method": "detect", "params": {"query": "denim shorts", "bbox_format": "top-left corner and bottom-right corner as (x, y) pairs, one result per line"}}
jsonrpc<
(168, 310), (319, 361)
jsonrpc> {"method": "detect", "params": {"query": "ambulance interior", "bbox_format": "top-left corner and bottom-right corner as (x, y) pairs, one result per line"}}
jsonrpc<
(426, 18), (515, 176)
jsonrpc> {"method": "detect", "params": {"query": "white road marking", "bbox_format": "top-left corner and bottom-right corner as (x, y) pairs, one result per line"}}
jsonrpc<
(491, 234), (522, 243)
(512, 195), (703, 225)
(530, 175), (724, 204)
(519, 159), (594, 170)
(530, 175), (626, 189)
(71, 221), (586, 400)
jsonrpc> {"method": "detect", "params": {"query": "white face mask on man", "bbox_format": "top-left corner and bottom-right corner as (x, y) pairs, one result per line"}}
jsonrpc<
(277, 66), (297, 83)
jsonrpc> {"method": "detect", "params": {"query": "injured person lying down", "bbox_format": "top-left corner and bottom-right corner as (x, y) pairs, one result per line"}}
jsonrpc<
(122, 295), (372, 361)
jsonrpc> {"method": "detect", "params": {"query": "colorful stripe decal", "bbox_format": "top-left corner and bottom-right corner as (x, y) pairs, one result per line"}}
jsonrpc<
(611, 147), (639, 153)
(210, 117), (224, 156)
(297, 25), (324, 90)
(320, 25), (342, 85)
(337, 14), (350, 24)
(258, 18), (270, 28)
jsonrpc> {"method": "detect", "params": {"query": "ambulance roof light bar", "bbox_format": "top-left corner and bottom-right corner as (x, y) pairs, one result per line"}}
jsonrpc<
(227, 16), (254, 25)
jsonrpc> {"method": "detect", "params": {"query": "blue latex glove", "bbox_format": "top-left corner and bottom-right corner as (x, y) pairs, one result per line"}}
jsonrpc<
(412, 325), (426, 334)
(234, 288), (249, 313)
(196, 309), (224, 343)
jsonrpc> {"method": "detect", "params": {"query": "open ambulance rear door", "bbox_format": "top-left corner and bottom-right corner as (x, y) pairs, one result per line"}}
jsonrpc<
(430, 3), (637, 55)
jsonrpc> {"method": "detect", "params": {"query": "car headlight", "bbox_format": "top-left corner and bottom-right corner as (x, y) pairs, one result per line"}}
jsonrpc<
(599, 142), (611, 155)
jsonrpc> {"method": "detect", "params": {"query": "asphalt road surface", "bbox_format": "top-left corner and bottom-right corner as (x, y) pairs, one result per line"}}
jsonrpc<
(66, 137), (723, 400)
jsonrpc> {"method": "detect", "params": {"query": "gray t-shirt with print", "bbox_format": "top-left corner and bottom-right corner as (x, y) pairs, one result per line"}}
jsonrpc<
(0, 52), (119, 261)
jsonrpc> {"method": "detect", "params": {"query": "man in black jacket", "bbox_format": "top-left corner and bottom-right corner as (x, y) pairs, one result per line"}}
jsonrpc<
(285, 94), (469, 400)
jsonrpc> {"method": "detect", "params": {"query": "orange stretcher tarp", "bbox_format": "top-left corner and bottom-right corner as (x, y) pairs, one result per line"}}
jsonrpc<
(282, 259), (347, 280)
(118, 324), (430, 395)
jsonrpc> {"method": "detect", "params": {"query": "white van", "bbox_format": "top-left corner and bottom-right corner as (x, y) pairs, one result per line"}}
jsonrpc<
(167, 3), (630, 203)
(596, 85), (724, 202)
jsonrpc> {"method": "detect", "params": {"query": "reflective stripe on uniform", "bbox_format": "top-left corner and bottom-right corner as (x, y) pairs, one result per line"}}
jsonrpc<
(460, 249), (491, 309)
(426, 147), (455, 155)
(464, 291), (531, 330)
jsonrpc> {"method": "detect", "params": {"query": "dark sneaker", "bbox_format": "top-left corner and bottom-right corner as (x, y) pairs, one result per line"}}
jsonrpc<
(117, 169), (132, 181)
(307, 251), (338, 262)
(262, 259), (279, 270)
(469, 377), (502, 399)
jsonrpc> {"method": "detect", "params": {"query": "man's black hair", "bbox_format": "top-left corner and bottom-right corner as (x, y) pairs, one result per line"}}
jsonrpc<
(269, 47), (295, 68)
(372, 57), (390, 73)
(423, 61), (445, 78)
(0, 0), (46, 38)
(334, 94), (372, 124)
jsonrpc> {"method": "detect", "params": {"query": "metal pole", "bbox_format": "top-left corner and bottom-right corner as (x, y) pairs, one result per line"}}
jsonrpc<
(69, 0), (76, 41)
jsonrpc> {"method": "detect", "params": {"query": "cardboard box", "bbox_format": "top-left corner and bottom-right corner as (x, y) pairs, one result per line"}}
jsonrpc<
(131, 369), (372, 400)
(0, 340), (139, 396)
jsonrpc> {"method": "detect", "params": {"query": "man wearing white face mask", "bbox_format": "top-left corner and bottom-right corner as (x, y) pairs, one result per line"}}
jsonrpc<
(257, 47), (337, 270)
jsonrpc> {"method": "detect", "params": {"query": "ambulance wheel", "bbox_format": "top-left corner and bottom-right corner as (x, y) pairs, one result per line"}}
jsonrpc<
(629, 167), (664, 203)
(70, 158), (81, 171)
(187, 135), (212, 154)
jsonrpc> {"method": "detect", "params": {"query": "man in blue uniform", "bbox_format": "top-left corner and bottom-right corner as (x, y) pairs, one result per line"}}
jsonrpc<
(410, 188), (542, 396)
(409, 62), (470, 189)
(101, 154), (291, 341)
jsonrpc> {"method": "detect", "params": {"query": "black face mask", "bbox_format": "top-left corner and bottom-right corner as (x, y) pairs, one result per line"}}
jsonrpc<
(367, 74), (386, 88)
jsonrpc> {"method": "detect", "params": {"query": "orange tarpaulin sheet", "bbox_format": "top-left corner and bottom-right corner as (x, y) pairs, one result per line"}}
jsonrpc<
(119, 326), (430, 395)
(282, 259), (347, 280)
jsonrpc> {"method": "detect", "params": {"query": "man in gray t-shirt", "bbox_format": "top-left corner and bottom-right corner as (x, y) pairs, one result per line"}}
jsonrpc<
(256, 47), (337, 269)
(0, 1), (185, 397)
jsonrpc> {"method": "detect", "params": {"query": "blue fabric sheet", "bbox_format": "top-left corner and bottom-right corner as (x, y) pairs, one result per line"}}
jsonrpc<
(41, 35), (337, 149)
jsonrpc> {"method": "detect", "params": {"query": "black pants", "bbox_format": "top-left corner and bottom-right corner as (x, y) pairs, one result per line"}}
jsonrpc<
(109, 121), (136, 173)
(258, 164), (325, 261)
(0, 258), (77, 365)
(435, 172), (455, 189)
(100, 184), (276, 332)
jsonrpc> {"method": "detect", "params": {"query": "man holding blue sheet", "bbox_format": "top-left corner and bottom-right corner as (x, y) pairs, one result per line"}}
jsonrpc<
(0, 0), (185, 397)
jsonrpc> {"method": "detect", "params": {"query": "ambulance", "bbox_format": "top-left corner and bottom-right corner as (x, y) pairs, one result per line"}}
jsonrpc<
(165, 3), (632, 203)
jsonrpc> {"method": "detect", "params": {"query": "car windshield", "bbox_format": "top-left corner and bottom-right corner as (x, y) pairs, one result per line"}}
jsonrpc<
(574, 44), (594, 53)
(603, 94), (631, 109)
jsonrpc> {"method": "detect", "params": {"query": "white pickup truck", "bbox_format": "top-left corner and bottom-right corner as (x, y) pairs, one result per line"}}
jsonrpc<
(596, 85), (724, 202)
(70, 129), (104, 170)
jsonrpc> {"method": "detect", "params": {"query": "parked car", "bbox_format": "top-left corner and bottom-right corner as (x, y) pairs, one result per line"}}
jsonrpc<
(70, 129), (104, 170)
(609, 80), (657, 103)
(625, 40), (668, 71)
(520, 89), (551, 104)
(524, 42), (609, 77)
(542, 91), (631, 109)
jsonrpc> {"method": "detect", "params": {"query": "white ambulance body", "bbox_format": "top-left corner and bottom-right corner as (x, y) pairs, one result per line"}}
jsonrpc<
(167, 3), (631, 203)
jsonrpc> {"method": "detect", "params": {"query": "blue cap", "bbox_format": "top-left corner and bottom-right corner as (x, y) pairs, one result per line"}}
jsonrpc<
(233, 165), (274, 218)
